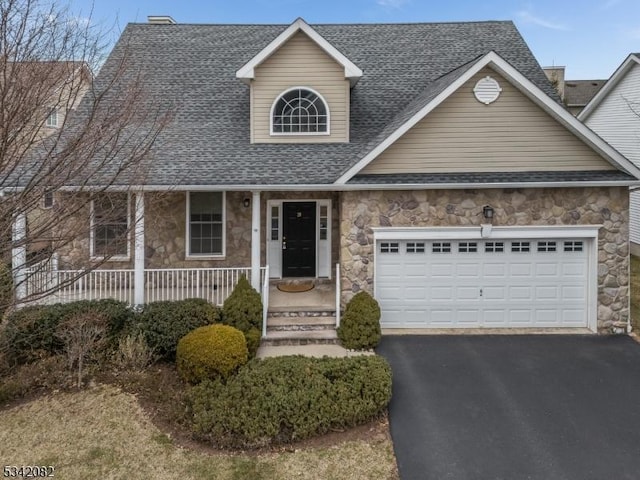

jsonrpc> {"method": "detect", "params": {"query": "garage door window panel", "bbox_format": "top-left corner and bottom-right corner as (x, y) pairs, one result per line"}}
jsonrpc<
(564, 241), (583, 252)
(433, 242), (451, 253)
(485, 242), (504, 253)
(406, 242), (425, 253)
(537, 241), (557, 252)
(380, 242), (399, 253)
(511, 241), (531, 253)
(459, 242), (478, 253)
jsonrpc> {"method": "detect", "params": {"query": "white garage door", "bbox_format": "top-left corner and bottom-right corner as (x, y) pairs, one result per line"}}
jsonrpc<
(376, 238), (589, 328)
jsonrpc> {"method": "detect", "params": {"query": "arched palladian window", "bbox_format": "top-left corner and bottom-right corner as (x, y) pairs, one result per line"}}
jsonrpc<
(271, 87), (329, 134)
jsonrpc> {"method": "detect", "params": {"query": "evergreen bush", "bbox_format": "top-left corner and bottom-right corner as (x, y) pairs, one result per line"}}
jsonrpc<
(337, 291), (382, 350)
(187, 355), (392, 448)
(222, 275), (263, 358)
(135, 298), (219, 361)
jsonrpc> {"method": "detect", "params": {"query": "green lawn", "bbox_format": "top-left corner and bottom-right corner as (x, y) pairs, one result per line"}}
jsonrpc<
(0, 385), (398, 480)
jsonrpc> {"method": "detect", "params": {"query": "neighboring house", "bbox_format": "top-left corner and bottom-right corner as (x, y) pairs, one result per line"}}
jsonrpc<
(543, 66), (606, 115)
(1, 61), (91, 264)
(11, 17), (640, 334)
(564, 80), (607, 116)
(579, 53), (640, 256)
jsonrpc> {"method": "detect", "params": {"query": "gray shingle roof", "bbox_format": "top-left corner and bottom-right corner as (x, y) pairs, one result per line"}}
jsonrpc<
(564, 79), (607, 107)
(44, 21), (574, 188)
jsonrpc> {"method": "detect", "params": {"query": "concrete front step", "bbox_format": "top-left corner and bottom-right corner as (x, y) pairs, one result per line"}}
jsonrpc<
(267, 316), (336, 332)
(261, 329), (339, 346)
(268, 307), (336, 317)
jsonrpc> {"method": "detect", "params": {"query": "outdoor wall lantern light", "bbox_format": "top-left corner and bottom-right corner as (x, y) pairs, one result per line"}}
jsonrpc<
(243, 198), (251, 208)
(483, 205), (494, 220)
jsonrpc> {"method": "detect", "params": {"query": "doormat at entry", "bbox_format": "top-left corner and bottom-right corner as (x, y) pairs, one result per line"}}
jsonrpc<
(277, 282), (314, 293)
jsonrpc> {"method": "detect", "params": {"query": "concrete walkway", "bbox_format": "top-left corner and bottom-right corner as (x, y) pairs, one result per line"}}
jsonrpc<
(256, 344), (374, 358)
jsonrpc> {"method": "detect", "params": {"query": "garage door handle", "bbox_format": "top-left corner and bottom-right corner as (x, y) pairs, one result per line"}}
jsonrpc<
(480, 288), (483, 297)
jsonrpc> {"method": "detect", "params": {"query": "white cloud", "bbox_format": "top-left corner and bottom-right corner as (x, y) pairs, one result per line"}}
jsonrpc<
(377, 0), (410, 8)
(516, 10), (570, 31)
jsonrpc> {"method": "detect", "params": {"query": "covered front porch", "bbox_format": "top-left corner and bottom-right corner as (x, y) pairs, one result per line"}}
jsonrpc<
(12, 189), (342, 339)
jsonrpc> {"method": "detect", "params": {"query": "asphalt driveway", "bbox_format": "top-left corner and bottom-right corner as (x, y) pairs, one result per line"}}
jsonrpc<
(377, 335), (640, 480)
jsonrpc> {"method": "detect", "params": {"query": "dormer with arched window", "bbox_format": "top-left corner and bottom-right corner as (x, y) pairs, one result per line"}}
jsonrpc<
(236, 18), (361, 144)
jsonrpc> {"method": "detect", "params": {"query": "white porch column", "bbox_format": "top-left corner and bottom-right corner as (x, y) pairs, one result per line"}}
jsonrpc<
(12, 212), (27, 302)
(134, 191), (145, 306)
(251, 190), (261, 291)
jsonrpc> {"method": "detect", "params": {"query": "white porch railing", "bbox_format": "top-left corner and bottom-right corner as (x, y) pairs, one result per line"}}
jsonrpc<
(335, 263), (341, 328)
(144, 267), (254, 304)
(25, 266), (267, 307)
(261, 265), (269, 338)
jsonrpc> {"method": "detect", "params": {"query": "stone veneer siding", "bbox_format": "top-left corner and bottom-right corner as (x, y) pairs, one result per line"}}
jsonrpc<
(59, 191), (339, 276)
(339, 187), (629, 332)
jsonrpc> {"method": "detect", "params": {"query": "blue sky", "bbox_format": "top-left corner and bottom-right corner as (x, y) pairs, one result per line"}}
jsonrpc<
(68, 0), (639, 79)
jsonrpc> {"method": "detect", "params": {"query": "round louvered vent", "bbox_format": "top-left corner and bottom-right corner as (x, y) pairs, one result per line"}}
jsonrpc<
(473, 76), (502, 104)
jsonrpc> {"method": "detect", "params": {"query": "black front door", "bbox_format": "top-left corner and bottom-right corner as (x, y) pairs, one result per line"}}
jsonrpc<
(282, 202), (316, 277)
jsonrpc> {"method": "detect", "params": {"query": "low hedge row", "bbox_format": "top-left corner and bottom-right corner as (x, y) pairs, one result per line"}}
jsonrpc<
(1, 299), (133, 365)
(187, 355), (393, 448)
(0, 297), (222, 366)
(134, 298), (220, 361)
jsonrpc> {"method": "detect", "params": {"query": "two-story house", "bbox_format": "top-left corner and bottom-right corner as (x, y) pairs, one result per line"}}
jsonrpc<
(13, 17), (639, 335)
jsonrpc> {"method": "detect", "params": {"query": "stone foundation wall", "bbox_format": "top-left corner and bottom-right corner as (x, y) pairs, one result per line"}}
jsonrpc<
(339, 187), (629, 331)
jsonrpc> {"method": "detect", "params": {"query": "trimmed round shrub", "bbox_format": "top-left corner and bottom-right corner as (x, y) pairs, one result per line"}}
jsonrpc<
(135, 298), (220, 361)
(176, 324), (248, 384)
(186, 355), (392, 448)
(337, 291), (382, 350)
(222, 275), (262, 334)
(1, 299), (134, 365)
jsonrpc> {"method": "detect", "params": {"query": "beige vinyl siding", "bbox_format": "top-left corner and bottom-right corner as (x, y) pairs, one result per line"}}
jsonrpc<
(251, 31), (349, 143)
(362, 68), (614, 174)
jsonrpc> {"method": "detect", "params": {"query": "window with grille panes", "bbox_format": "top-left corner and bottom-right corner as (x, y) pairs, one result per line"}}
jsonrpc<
(432, 242), (452, 253)
(564, 241), (584, 252)
(188, 192), (224, 256)
(406, 242), (425, 253)
(458, 242), (478, 253)
(485, 241), (504, 253)
(91, 193), (129, 258)
(271, 88), (328, 134)
(380, 242), (399, 253)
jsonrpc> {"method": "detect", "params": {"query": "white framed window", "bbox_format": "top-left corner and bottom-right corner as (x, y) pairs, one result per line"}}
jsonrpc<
(187, 192), (225, 257)
(90, 193), (130, 259)
(46, 108), (59, 128)
(270, 87), (329, 135)
(42, 190), (54, 209)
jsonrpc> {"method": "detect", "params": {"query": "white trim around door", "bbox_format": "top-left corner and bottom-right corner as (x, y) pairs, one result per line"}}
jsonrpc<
(267, 199), (332, 279)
